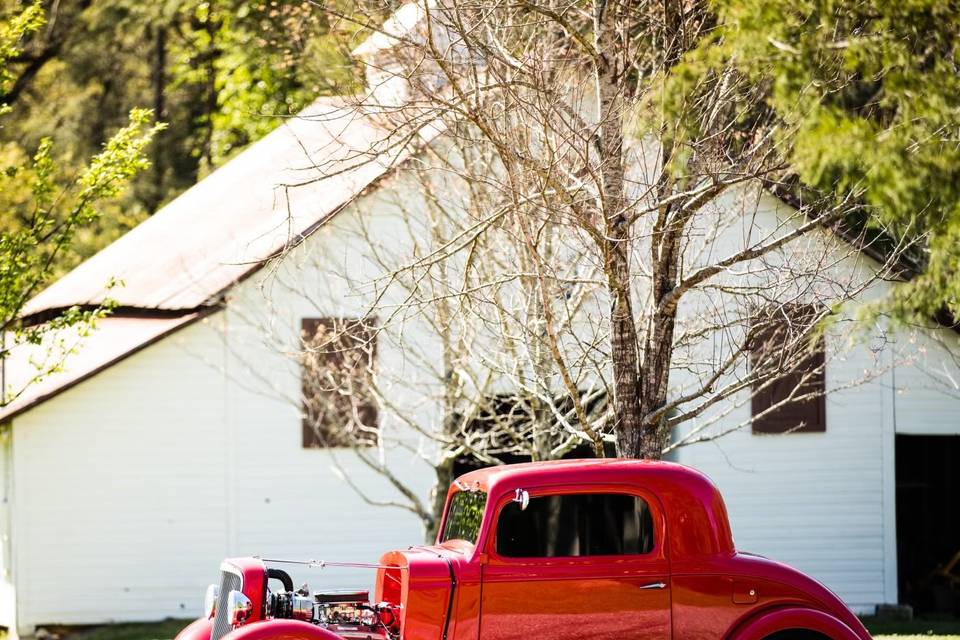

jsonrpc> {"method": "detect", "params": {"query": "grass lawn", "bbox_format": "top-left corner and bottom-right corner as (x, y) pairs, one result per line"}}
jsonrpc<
(863, 615), (960, 640)
(70, 620), (193, 640)
(6, 615), (959, 640)
(33, 620), (192, 640)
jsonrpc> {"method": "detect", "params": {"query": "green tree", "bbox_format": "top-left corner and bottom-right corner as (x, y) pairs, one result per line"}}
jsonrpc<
(1, 3), (161, 406)
(677, 0), (960, 325)
(1, 0), (363, 240)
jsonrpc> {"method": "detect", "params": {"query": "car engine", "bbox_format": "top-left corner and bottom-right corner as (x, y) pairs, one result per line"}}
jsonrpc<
(265, 573), (400, 640)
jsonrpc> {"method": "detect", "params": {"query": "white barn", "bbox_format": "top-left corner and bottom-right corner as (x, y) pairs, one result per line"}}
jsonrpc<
(2, 13), (960, 638)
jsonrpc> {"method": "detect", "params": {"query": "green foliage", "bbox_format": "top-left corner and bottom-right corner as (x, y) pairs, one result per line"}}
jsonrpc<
(862, 613), (960, 637)
(0, 4), (162, 406)
(203, 2), (363, 166)
(678, 0), (960, 324)
(0, 1), (42, 93)
(1, 0), (361, 224)
(0, 0), (361, 405)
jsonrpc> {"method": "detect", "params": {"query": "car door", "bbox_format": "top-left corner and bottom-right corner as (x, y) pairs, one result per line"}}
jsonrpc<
(478, 487), (671, 640)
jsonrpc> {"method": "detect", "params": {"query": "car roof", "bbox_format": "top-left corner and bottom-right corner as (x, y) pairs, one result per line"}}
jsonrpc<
(455, 458), (706, 492)
(451, 459), (737, 560)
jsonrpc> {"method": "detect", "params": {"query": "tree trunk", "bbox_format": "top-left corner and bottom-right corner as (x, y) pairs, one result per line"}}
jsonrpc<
(637, 305), (678, 459)
(594, 0), (649, 459)
(426, 457), (454, 542)
(150, 24), (167, 210)
(602, 0), (693, 460)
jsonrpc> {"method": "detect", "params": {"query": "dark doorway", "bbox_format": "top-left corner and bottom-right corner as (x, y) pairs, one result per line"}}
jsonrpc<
(449, 391), (614, 478)
(896, 434), (960, 615)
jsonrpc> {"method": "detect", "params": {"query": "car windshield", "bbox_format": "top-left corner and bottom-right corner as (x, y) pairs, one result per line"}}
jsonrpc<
(440, 490), (487, 544)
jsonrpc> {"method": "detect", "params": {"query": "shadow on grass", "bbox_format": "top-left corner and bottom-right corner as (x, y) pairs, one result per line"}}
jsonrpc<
(862, 615), (960, 638)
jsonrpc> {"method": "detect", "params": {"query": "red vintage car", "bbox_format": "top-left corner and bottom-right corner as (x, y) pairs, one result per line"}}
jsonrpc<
(175, 460), (871, 640)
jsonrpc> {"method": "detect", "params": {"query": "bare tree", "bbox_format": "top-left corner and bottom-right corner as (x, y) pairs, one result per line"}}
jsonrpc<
(292, 0), (905, 450)
(216, 0), (912, 534)
(221, 163), (613, 535)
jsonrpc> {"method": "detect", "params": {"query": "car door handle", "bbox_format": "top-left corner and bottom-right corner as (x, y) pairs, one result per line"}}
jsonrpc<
(639, 582), (667, 590)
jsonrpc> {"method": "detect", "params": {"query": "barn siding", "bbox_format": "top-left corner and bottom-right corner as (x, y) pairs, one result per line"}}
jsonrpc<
(12, 318), (230, 628)
(8, 164), (960, 634)
(892, 328), (960, 436)
(0, 429), (14, 630)
(667, 192), (896, 613)
(665, 192), (960, 612)
(671, 322), (960, 615)
(8, 179), (438, 634)
(671, 335), (891, 613)
(221, 176), (439, 579)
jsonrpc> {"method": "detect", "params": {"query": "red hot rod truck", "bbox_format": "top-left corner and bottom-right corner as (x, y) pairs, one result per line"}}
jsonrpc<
(175, 460), (872, 640)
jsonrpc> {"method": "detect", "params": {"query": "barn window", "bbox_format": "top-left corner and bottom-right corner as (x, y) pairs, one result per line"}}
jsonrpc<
(750, 305), (826, 434)
(300, 318), (378, 448)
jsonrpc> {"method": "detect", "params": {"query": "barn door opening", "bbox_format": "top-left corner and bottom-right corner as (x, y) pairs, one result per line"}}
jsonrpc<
(896, 434), (960, 615)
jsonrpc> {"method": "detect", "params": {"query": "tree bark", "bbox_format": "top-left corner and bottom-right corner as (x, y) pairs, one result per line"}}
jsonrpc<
(426, 457), (454, 542)
(603, 0), (695, 459)
(637, 205), (682, 458)
(594, 0), (648, 459)
(150, 24), (168, 210)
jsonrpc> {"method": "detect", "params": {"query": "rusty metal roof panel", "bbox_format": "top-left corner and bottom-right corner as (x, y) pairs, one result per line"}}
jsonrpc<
(0, 312), (210, 422)
(21, 97), (407, 318)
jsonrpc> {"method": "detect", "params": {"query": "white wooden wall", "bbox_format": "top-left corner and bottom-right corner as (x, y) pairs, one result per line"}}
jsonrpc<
(672, 324), (960, 615)
(0, 428), (14, 630)
(668, 192), (960, 614)
(8, 176), (437, 635)
(892, 328), (960, 435)
(8, 160), (960, 633)
(12, 318), (231, 628)
(670, 339), (894, 613)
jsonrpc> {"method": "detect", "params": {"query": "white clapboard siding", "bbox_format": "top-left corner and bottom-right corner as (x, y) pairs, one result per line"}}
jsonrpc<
(667, 192), (898, 614)
(222, 175), (439, 585)
(892, 328), (960, 436)
(0, 428), (14, 630)
(9, 179), (437, 634)
(12, 318), (230, 626)
(671, 335), (891, 613)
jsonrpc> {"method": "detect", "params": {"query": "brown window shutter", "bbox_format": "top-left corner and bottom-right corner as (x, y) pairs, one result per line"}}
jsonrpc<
(301, 317), (379, 448)
(750, 305), (826, 434)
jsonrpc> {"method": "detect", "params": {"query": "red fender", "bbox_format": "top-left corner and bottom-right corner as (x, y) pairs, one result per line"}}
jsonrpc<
(730, 607), (867, 640)
(175, 618), (212, 640)
(223, 620), (347, 640)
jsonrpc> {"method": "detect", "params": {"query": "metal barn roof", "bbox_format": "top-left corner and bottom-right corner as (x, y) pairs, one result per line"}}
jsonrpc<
(0, 313), (209, 421)
(21, 97), (406, 318)
(2, 97), (419, 422)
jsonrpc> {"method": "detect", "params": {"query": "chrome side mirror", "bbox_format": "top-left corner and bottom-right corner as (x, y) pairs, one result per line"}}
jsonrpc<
(227, 590), (253, 626)
(513, 488), (529, 511)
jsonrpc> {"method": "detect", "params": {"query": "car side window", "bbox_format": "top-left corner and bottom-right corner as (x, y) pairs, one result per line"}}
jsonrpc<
(495, 492), (654, 557)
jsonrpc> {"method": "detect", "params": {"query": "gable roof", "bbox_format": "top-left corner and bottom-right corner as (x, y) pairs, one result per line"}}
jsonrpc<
(0, 312), (211, 421)
(21, 97), (409, 320)
(2, 97), (421, 423)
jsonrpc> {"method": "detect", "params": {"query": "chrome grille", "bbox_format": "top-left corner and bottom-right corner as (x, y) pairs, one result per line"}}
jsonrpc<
(211, 568), (242, 640)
